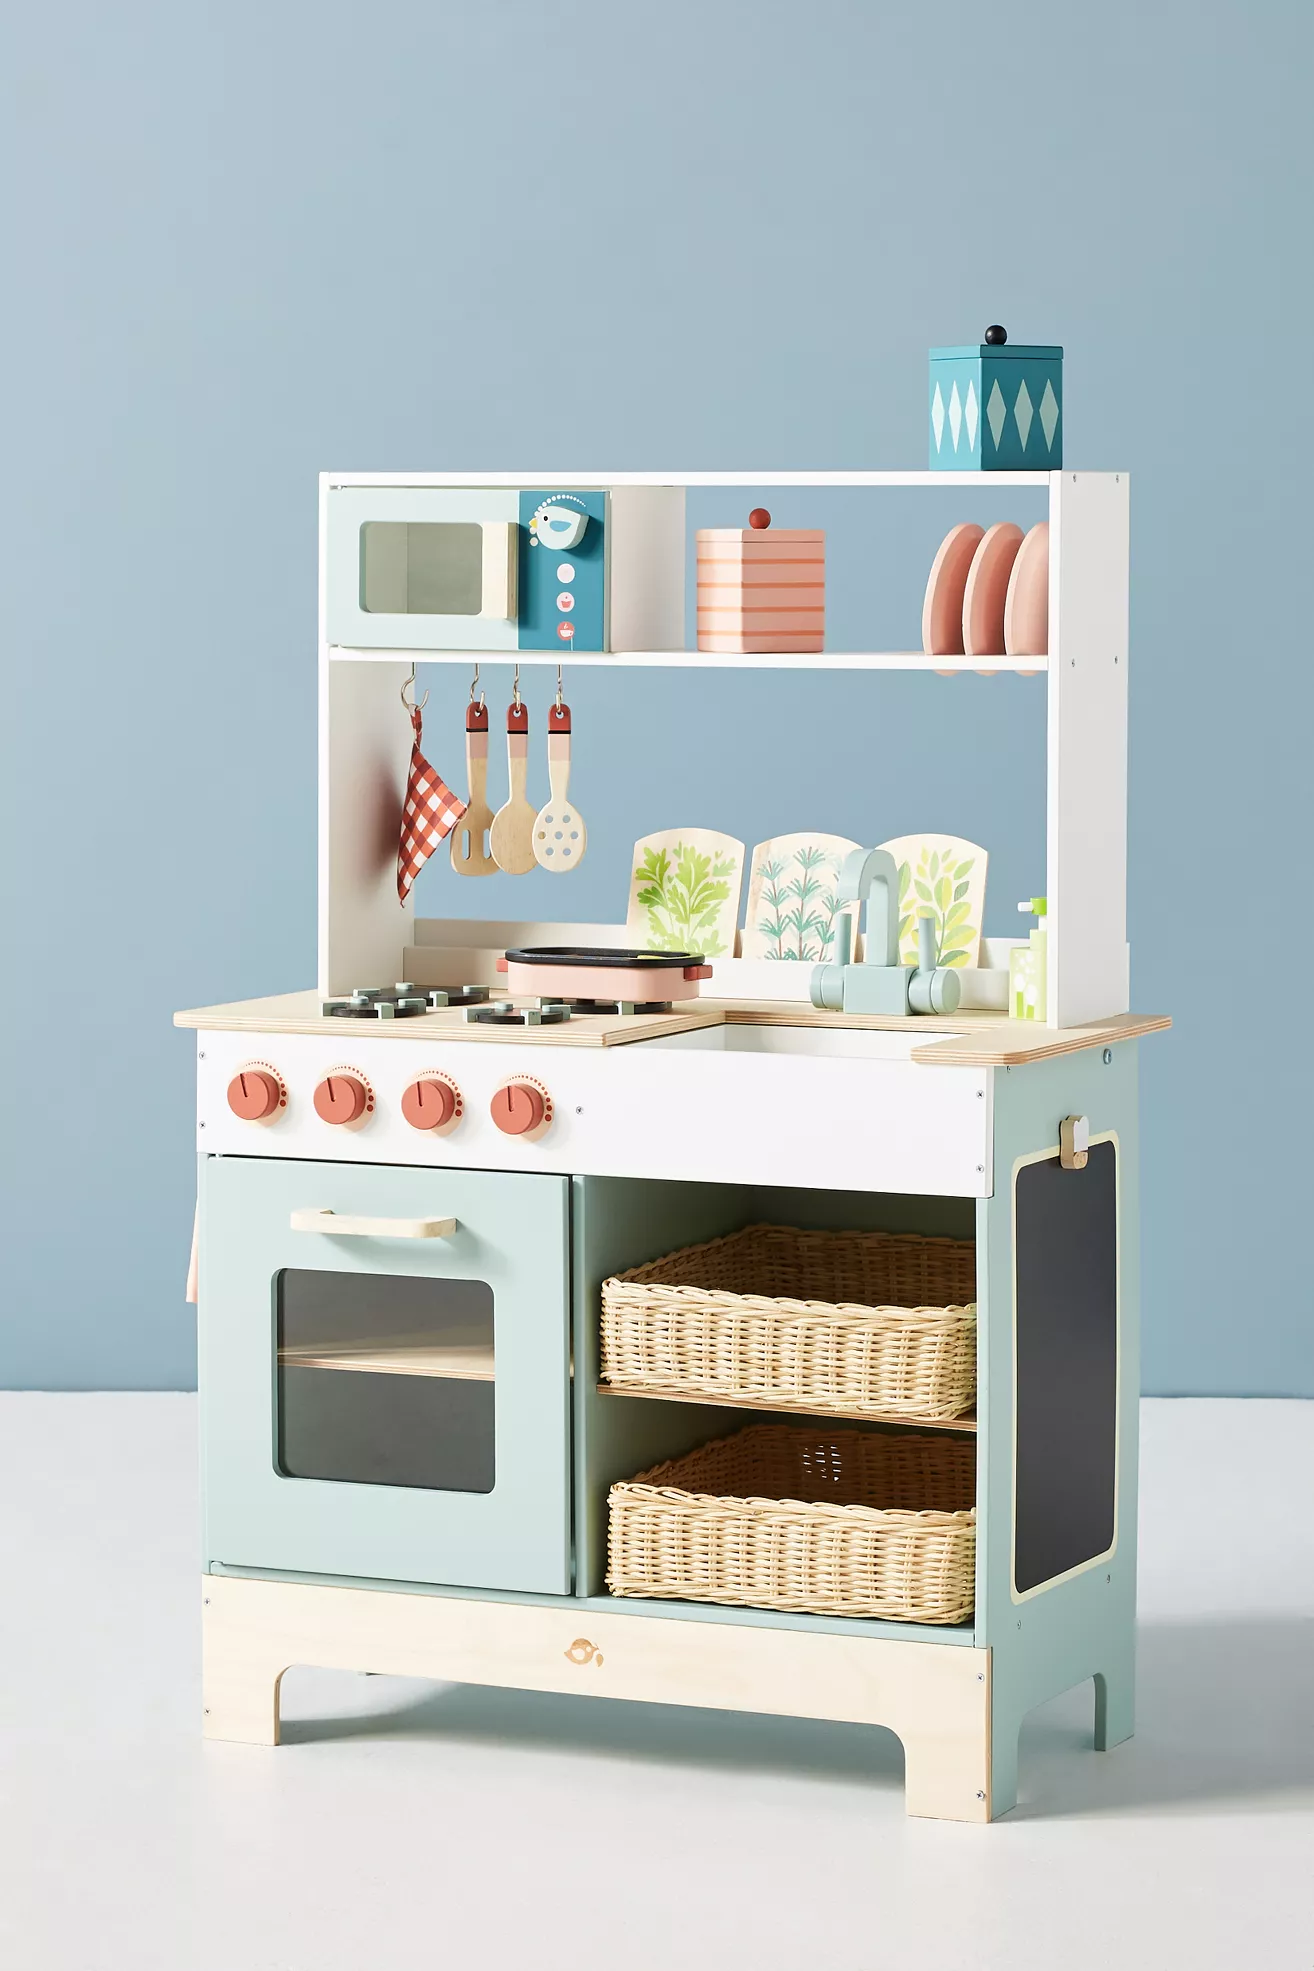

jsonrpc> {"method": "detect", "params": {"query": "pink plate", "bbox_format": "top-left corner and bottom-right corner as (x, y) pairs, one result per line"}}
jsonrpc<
(922, 523), (984, 668)
(963, 522), (1024, 669)
(1003, 521), (1049, 664)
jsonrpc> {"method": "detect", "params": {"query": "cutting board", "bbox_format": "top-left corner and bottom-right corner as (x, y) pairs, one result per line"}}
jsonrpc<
(625, 829), (745, 958)
(741, 832), (862, 961)
(876, 833), (988, 968)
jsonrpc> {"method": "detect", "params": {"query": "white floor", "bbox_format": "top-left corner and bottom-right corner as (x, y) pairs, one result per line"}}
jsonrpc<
(1, 1397), (1310, 1971)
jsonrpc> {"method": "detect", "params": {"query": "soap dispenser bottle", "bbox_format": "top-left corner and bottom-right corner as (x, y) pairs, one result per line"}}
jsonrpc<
(1010, 896), (1047, 1020)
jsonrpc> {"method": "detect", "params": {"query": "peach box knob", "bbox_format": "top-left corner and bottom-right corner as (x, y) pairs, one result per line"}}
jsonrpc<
(313, 1074), (367, 1124)
(227, 1069), (281, 1121)
(401, 1078), (458, 1130)
(490, 1081), (547, 1135)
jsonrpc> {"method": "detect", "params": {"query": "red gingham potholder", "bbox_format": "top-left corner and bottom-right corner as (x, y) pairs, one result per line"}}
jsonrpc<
(398, 706), (467, 902)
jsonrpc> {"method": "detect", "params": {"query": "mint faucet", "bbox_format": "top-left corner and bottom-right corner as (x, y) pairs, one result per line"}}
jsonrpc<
(810, 847), (962, 1016)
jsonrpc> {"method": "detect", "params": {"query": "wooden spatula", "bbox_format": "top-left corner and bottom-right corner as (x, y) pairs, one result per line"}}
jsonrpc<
(489, 701), (538, 874)
(451, 701), (497, 877)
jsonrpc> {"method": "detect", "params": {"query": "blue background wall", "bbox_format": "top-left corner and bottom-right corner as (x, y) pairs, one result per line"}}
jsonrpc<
(2, 1), (1310, 1393)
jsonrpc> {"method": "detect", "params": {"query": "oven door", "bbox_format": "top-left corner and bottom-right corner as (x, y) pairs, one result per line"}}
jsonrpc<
(326, 487), (520, 650)
(199, 1156), (571, 1594)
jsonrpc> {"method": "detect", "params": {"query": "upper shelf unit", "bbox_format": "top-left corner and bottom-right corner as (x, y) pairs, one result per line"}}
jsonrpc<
(319, 470), (1080, 667)
(324, 470), (1055, 489)
(319, 470), (1127, 1031)
(328, 648), (1049, 671)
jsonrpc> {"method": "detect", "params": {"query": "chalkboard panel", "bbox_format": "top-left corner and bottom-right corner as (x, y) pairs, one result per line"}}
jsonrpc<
(1014, 1138), (1118, 1595)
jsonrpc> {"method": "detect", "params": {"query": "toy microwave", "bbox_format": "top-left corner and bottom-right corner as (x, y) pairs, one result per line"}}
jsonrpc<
(323, 480), (684, 655)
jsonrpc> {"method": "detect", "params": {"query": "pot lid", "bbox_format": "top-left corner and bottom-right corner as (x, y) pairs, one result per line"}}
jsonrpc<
(505, 945), (705, 969)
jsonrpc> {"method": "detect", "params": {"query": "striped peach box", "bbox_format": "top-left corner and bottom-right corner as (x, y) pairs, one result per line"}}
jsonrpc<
(696, 524), (825, 653)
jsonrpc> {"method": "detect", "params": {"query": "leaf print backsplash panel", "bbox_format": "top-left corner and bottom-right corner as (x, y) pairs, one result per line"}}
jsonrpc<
(742, 834), (863, 961)
(624, 829), (745, 958)
(876, 834), (988, 968)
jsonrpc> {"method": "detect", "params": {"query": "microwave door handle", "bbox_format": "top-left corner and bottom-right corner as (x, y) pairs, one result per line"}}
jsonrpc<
(290, 1209), (457, 1240)
(479, 522), (517, 620)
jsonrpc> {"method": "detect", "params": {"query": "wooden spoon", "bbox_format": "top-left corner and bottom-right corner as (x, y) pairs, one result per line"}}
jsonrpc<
(450, 701), (497, 876)
(533, 703), (587, 873)
(489, 701), (538, 874)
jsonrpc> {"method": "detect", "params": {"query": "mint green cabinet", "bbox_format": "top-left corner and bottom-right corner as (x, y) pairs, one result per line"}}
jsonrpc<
(199, 1156), (571, 1594)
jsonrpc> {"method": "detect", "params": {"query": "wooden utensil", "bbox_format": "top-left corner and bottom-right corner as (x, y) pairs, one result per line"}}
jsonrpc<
(533, 703), (587, 872)
(450, 700), (497, 877)
(489, 700), (538, 874)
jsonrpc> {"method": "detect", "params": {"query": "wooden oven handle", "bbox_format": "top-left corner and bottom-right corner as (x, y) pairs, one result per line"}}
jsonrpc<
(290, 1209), (457, 1240)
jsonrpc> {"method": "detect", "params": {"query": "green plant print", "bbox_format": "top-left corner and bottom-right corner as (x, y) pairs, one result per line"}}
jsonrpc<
(634, 842), (737, 956)
(895, 846), (977, 967)
(755, 843), (844, 961)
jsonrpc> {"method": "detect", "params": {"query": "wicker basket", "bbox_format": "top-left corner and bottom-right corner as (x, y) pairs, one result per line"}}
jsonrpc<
(601, 1224), (976, 1422)
(607, 1423), (976, 1623)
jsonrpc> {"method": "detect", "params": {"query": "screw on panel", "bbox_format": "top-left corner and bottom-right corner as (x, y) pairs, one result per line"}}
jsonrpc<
(198, 1052), (206, 1060)
(976, 1790), (986, 1800)
(199, 1122), (206, 1129)
(976, 1089), (984, 1099)
(976, 1165), (984, 1173)
(976, 1672), (984, 1682)
(1103, 1048), (1113, 1065)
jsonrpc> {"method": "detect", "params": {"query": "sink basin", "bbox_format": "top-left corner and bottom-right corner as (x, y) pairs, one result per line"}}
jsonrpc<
(645, 1023), (961, 1062)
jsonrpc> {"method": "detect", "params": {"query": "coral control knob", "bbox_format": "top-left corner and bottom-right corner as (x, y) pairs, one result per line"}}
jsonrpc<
(490, 1080), (549, 1136)
(313, 1073), (368, 1125)
(227, 1069), (281, 1121)
(401, 1077), (459, 1131)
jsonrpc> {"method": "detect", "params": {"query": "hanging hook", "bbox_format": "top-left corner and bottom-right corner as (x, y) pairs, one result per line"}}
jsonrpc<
(512, 661), (522, 711)
(468, 661), (484, 709)
(400, 663), (429, 714)
(555, 661), (564, 710)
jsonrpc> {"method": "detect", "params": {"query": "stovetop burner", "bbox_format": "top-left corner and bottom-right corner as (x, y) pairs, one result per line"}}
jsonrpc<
(549, 997), (674, 1016)
(464, 1000), (575, 1028)
(323, 982), (492, 1020)
(462, 995), (675, 1028)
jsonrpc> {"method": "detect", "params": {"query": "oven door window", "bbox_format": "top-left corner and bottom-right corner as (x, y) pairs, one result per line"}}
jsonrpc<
(275, 1268), (494, 1494)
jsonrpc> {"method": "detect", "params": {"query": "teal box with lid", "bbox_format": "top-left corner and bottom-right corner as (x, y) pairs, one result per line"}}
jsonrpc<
(928, 331), (1063, 470)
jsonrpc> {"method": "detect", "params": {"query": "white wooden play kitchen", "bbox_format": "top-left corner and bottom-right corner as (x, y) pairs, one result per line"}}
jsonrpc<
(179, 389), (1169, 1821)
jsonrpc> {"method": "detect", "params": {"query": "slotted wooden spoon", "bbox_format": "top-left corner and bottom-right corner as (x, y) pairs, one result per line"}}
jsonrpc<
(451, 700), (497, 876)
(533, 702), (587, 873)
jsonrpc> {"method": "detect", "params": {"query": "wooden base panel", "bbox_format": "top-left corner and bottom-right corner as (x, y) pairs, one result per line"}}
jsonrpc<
(201, 1574), (994, 1823)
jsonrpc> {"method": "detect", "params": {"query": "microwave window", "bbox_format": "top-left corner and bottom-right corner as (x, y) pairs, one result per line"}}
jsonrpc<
(360, 521), (483, 615)
(275, 1267), (495, 1493)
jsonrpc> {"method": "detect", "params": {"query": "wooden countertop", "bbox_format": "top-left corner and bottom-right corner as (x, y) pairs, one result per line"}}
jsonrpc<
(174, 990), (1169, 1066)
